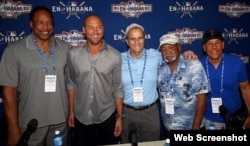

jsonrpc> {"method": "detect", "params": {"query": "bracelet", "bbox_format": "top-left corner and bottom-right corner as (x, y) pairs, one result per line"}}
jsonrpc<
(116, 114), (125, 119)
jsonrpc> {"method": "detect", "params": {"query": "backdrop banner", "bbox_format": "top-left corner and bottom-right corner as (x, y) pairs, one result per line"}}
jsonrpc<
(0, 0), (249, 77)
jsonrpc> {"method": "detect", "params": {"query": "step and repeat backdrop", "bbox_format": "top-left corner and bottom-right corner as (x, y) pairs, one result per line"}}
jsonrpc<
(0, 0), (249, 77)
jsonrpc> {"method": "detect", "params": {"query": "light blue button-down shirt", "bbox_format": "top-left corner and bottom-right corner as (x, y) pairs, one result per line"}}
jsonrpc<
(121, 48), (162, 106)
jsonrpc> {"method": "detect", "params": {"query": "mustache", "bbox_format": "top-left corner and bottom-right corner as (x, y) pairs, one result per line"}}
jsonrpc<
(164, 54), (176, 58)
(163, 54), (176, 62)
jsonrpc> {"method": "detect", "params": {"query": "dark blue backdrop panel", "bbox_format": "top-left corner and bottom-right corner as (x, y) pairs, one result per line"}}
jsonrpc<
(0, 0), (249, 77)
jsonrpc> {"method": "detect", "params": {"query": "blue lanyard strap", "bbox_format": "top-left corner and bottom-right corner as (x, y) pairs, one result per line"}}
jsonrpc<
(206, 55), (224, 96)
(127, 50), (147, 86)
(34, 40), (56, 73)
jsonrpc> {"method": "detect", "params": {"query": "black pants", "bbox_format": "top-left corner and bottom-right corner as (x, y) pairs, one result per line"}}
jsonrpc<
(74, 112), (120, 146)
(0, 117), (7, 146)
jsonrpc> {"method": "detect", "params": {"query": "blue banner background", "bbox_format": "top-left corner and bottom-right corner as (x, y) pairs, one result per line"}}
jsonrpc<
(0, 0), (249, 77)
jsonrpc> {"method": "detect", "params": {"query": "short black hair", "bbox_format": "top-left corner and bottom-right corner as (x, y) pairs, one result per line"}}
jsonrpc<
(29, 6), (54, 22)
(83, 14), (103, 27)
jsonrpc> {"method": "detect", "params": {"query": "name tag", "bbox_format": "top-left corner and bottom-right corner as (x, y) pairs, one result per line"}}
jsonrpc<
(133, 87), (143, 102)
(45, 75), (56, 92)
(211, 97), (222, 113)
(165, 97), (174, 114)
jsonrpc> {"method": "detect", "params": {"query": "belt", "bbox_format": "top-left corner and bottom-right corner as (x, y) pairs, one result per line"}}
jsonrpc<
(123, 101), (156, 110)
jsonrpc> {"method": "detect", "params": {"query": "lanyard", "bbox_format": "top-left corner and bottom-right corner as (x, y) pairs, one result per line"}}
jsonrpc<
(34, 40), (56, 73)
(206, 56), (224, 97)
(127, 50), (147, 86)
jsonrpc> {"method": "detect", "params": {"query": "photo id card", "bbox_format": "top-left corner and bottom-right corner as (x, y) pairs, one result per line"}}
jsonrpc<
(45, 75), (56, 92)
(133, 87), (143, 102)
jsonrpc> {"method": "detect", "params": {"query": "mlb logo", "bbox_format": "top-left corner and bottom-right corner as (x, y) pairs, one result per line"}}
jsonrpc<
(69, 1), (77, 6)
(233, 2), (239, 6)
(70, 30), (79, 36)
(232, 28), (238, 33)
(113, 6), (119, 11)
(185, 2), (191, 6)
(7, 31), (16, 36)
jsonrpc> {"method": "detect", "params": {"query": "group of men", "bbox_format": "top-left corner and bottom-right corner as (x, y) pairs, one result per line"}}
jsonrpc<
(0, 5), (250, 146)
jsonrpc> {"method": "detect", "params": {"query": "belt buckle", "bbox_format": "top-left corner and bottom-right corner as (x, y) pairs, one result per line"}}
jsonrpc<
(134, 106), (145, 110)
(124, 102), (155, 110)
(134, 105), (149, 110)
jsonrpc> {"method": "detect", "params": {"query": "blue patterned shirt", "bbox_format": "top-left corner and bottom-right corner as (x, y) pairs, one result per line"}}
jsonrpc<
(158, 55), (210, 130)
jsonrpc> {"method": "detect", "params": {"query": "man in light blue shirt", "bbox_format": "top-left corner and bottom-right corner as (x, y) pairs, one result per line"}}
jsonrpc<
(121, 23), (161, 143)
